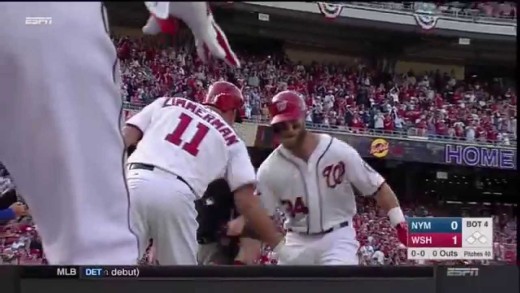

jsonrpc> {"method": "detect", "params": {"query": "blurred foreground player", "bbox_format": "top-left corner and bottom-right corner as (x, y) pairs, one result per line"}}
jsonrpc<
(256, 91), (408, 265)
(142, 2), (240, 67)
(123, 81), (296, 265)
(0, 1), (239, 264)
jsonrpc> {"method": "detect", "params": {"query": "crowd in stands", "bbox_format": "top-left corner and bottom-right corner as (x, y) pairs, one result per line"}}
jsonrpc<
(348, 2), (517, 20)
(0, 164), (44, 265)
(117, 36), (516, 145)
(436, 1), (517, 19)
(1, 34), (517, 264)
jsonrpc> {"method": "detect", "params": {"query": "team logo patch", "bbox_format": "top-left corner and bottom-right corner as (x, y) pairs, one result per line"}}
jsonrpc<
(370, 138), (389, 158)
(322, 162), (345, 188)
(275, 100), (288, 112)
(317, 2), (344, 19)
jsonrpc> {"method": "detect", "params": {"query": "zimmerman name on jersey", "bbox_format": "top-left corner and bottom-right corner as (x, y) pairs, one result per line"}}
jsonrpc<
(127, 96), (252, 199)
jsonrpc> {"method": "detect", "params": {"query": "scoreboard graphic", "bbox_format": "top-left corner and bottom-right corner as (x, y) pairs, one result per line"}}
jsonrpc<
(406, 217), (493, 260)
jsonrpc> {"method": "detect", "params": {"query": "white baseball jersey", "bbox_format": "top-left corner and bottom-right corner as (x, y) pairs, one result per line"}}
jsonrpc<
(127, 97), (255, 198)
(256, 134), (385, 233)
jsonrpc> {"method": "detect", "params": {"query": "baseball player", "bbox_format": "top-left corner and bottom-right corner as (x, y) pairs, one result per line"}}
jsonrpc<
(122, 81), (296, 265)
(256, 91), (409, 265)
(0, 2), (239, 264)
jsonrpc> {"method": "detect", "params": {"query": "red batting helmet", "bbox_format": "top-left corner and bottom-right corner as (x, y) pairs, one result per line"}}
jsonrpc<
(204, 81), (244, 122)
(269, 91), (307, 125)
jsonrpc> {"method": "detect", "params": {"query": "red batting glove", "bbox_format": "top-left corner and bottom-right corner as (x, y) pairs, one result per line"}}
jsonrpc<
(143, 2), (240, 68)
(143, 14), (179, 35)
(395, 222), (408, 247)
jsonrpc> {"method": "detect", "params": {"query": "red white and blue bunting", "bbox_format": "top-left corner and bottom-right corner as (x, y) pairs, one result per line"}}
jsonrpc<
(413, 13), (440, 30)
(316, 2), (344, 19)
(413, 6), (440, 30)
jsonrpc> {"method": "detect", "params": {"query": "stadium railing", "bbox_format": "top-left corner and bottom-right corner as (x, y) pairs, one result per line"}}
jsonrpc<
(122, 102), (517, 147)
(243, 116), (517, 147)
(344, 2), (517, 24)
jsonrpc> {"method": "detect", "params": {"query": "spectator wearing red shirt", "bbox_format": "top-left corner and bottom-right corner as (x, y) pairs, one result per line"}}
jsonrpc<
(383, 114), (395, 133)
(436, 119), (448, 137)
(487, 126), (498, 142)
(416, 118), (428, 136)
(350, 113), (364, 132)
(454, 122), (465, 139)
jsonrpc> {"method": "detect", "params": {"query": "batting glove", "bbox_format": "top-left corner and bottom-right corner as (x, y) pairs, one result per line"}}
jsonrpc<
(143, 2), (240, 68)
(388, 207), (408, 246)
(395, 222), (408, 246)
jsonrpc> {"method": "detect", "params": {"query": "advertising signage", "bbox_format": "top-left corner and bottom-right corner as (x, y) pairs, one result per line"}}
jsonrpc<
(122, 104), (516, 171)
(444, 144), (515, 170)
(253, 125), (517, 170)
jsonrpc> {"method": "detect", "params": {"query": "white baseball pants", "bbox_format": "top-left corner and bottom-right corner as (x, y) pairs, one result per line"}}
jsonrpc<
(127, 167), (199, 265)
(277, 226), (360, 265)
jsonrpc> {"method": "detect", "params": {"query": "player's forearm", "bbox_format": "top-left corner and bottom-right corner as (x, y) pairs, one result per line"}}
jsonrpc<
(122, 125), (142, 148)
(235, 237), (262, 264)
(234, 195), (283, 248)
(374, 183), (405, 226)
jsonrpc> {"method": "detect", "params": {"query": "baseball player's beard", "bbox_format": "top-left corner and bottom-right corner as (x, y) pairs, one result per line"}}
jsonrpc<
(280, 126), (307, 151)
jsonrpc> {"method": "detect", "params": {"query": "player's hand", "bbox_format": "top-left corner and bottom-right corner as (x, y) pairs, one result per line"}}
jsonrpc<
(272, 240), (304, 265)
(395, 222), (408, 247)
(9, 202), (28, 217)
(226, 217), (245, 236)
(143, 2), (240, 68)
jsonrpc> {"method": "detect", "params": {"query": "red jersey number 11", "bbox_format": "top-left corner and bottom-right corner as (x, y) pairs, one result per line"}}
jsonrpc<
(165, 113), (210, 156)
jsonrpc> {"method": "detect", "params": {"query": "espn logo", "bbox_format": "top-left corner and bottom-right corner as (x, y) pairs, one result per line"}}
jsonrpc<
(25, 17), (52, 25)
(446, 268), (479, 277)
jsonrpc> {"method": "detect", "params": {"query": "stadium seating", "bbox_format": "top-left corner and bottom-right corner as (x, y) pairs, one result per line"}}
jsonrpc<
(117, 36), (517, 146)
(346, 2), (517, 21)
(0, 35), (517, 265)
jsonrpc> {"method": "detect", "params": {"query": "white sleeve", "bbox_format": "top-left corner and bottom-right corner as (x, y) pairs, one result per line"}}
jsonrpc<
(343, 143), (385, 196)
(256, 165), (278, 216)
(225, 141), (256, 192)
(126, 97), (166, 132)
